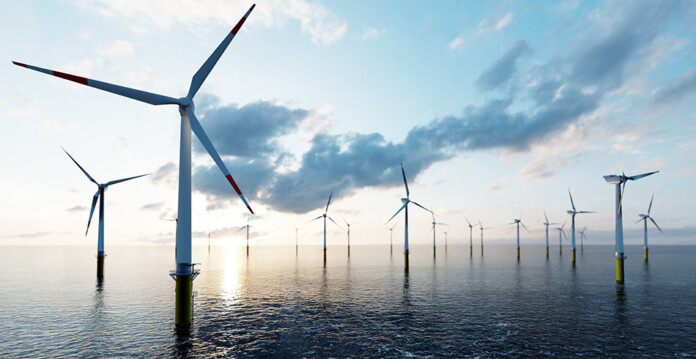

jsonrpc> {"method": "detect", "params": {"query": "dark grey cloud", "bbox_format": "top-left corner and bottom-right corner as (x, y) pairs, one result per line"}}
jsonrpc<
(652, 66), (696, 105)
(180, 0), (686, 214)
(151, 162), (177, 184)
(195, 100), (310, 157)
(476, 40), (528, 91)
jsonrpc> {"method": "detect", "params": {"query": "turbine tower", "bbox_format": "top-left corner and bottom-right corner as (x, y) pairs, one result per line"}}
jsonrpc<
(542, 211), (558, 258)
(237, 214), (251, 255)
(342, 217), (358, 256)
(310, 192), (343, 261)
(509, 216), (529, 260)
(603, 162), (658, 283)
(387, 222), (397, 255)
(637, 194), (662, 262)
(15, 5), (258, 325)
(386, 163), (431, 269)
(465, 217), (474, 257)
(293, 224), (299, 255)
(63, 148), (148, 278)
(567, 189), (594, 265)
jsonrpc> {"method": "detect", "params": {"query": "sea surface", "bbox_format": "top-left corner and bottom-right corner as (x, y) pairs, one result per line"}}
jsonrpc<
(1, 243), (695, 358)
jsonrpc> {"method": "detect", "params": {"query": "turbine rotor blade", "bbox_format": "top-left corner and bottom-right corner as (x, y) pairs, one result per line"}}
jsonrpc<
(629, 171), (659, 181)
(86, 190), (100, 236)
(325, 192), (333, 214)
(106, 173), (150, 186)
(544, 210), (549, 224)
(649, 217), (663, 233)
(409, 200), (431, 213)
(617, 180), (627, 220)
(400, 162), (410, 198)
(577, 211), (595, 214)
(387, 203), (407, 224)
(13, 62), (180, 106)
(648, 194), (654, 215)
(187, 4), (256, 99)
(568, 188), (576, 211)
(62, 148), (98, 185)
(465, 217), (472, 226)
(186, 107), (253, 214)
(521, 222), (530, 233)
(327, 216), (344, 231)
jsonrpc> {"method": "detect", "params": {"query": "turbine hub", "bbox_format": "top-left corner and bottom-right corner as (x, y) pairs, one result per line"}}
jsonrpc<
(401, 198), (408, 204)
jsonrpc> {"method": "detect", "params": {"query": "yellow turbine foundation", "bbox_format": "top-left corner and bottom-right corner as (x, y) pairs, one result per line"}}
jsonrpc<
(545, 246), (549, 257)
(616, 257), (625, 284)
(404, 253), (409, 269)
(571, 249), (576, 263)
(516, 247), (520, 260)
(644, 248), (648, 262)
(174, 275), (193, 325)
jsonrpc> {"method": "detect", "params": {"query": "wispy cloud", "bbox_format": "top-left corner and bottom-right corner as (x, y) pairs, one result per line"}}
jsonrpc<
(449, 36), (464, 51)
(362, 27), (383, 41)
(477, 13), (514, 34)
(99, 39), (134, 56)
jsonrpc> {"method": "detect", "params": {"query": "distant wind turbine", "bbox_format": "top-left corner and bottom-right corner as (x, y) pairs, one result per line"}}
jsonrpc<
(428, 211), (447, 257)
(555, 221), (567, 255)
(387, 222), (397, 255)
(637, 194), (662, 262)
(310, 192), (343, 260)
(386, 163), (431, 268)
(603, 157), (658, 283)
(15, 5), (258, 325)
(342, 217), (358, 256)
(465, 217), (475, 257)
(578, 227), (588, 252)
(237, 214), (251, 255)
(509, 215), (530, 260)
(63, 148), (148, 278)
(293, 224), (300, 255)
(567, 189), (594, 265)
(478, 221), (490, 256)
(542, 211), (558, 258)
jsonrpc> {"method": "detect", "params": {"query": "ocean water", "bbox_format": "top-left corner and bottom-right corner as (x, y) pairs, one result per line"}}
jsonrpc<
(1, 243), (695, 358)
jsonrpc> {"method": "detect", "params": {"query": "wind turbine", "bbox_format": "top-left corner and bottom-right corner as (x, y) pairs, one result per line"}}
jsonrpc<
(293, 224), (300, 255)
(637, 194), (662, 262)
(465, 217), (474, 257)
(342, 217), (358, 256)
(478, 221), (490, 256)
(603, 160), (658, 283)
(387, 222), (397, 255)
(427, 211), (447, 257)
(310, 192), (343, 260)
(509, 216), (530, 261)
(237, 214), (251, 255)
(555, 221), (567, 255)
(14, 5), (258, 325)
(567, 189), (594, 265)
(63, 148), (147, 278)
(386, 163), (431, 268)
(578, 227), (588, 252)
(542, 211), (558, 258)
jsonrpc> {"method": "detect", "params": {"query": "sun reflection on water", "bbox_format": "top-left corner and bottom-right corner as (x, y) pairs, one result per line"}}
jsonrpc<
(221, 245), (241, 307)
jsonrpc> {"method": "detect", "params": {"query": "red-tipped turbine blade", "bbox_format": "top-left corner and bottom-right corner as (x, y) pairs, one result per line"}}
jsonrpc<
(13, 62), (180, 106)
(186, 107), (253, 214)
(187, 4), (256, 99)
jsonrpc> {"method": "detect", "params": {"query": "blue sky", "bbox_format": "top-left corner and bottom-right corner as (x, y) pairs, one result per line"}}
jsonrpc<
(1, 0), (695, 248)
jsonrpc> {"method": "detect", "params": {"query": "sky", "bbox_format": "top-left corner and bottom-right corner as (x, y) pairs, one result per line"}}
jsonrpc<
(1, 0), (695, 249)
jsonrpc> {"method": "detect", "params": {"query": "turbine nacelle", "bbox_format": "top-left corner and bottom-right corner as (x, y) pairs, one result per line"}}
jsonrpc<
(401, 198), (409, 204)
(603, 174), (625, 184)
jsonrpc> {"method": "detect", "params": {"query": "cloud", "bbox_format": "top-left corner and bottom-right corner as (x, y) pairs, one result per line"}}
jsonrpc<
(100, 40), (134, 56)
(362, 27), (383, 41)
(449, 36), (464, 51)
(77, 0), (347, 46)
(488, 177), (510, 191)
(0, 98), (38, 118)
(67, 205), (87, 212)
(477, 13), (514, 34)
(475, 40), (528, 91)
(151, 162), (177, 186)
(141, 201), (165, 211)
(651, 65), (696, 105)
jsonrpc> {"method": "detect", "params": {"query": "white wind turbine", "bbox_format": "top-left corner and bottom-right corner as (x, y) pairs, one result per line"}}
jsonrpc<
(603, 159), (658, 283)
(342, 217), (358, 256)
(509, 214), (530, 260)
(578, 227), (588, 252)
(555, 220), (567, 255)
(293, 224), (300, 255)
(387, 222), (397, 255)
(237, 214), (252, 255)
(637, 194), (662, 262)
(386, 163), (431, 268)
(567, 189), (594, 265)
(465, 217), (475, 256)
(478, 221), (491, 256)
(14, 5), (258, 325)
(427, 211), (447, 257)
(310, 192), (343, 259)
(64, 148), (148, 277)
(542, 210), (559, 258)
